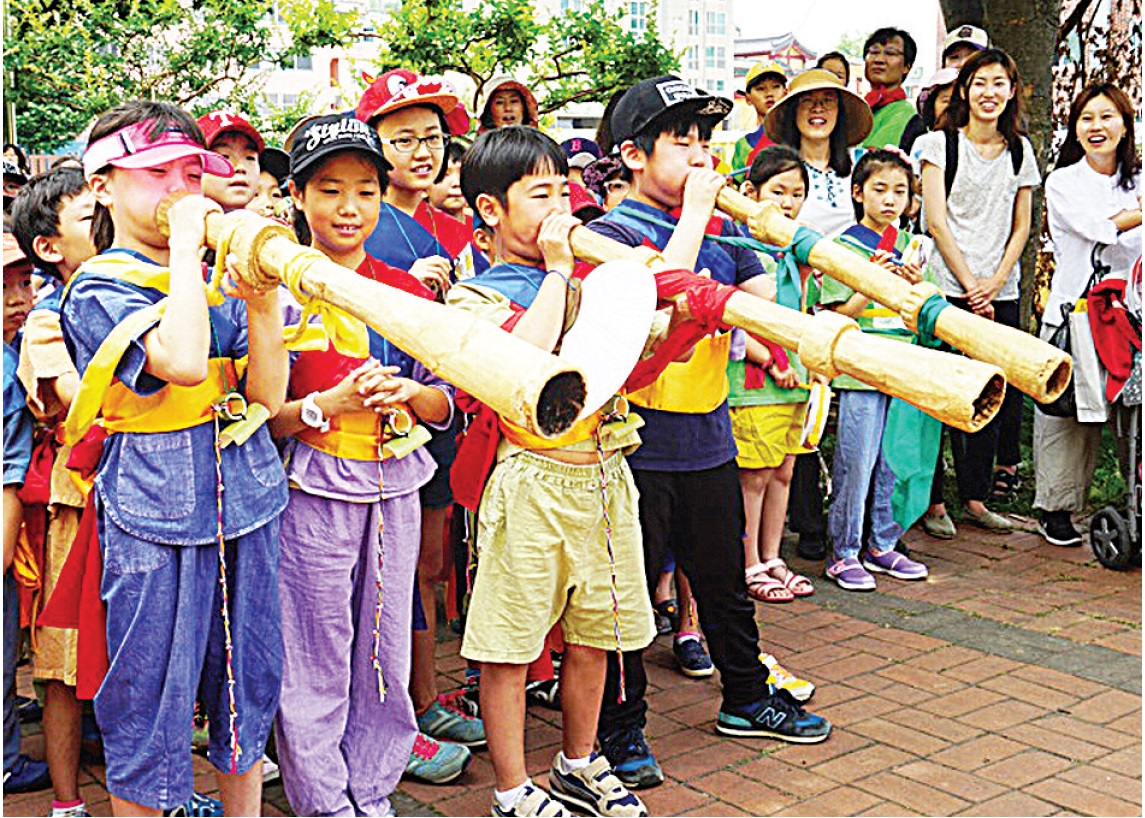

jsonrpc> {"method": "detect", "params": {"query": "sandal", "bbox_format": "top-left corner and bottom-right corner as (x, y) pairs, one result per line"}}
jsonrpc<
(990, 469), (1021, 503)
(745, 563), (795, 603)
(761, 558), (814, 597)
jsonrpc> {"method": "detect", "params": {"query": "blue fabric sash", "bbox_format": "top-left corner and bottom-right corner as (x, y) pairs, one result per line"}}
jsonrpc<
(365, 202), (448, 270)
(602, 200), (738, 285)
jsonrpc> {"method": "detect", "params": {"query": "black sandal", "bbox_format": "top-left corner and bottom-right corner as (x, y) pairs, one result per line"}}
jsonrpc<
(990, 469), (1021, 502)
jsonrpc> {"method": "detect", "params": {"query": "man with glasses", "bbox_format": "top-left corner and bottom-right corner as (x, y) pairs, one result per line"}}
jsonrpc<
(861, 27), (922, 149)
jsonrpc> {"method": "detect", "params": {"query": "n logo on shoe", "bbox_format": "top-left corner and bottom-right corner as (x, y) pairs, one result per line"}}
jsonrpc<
(757, 707), (787, 729)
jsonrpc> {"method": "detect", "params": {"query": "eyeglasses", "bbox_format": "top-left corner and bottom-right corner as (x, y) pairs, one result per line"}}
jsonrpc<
(378, 134), (449, 153)
(798, 93), (838, 108)
(866, 46), (904, 59)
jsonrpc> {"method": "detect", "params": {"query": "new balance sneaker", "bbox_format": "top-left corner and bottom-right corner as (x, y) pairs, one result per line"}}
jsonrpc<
(163, 793), (224, 817)
(597, 724), (664, 790)
(50, 804), (92, 817)
(672, 635), (714, 678)
(759, 653), (815, 702)
(3, 754), (51, 794)
(1039, 510), (1083, 547)
(417, 698), (486, 747)
(716, 689), (831, 743)
(16, 694), (42, 723)
(404, 732), (471, 784)
(492, 782), (568, 817)
(525, 678), (561, 710)
(549, 753), (647, 816)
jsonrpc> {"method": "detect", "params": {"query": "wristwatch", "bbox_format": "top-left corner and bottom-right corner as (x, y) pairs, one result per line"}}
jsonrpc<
(300, 392), (330, 432)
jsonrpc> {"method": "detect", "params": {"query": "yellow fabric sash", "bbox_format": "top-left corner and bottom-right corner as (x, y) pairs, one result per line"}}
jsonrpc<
(62, 251), (368, 445)
(101, 358), (239, 435)
(627, 333), (732, 414)
(500, 413), (602, 451)
(296, 404), (430, 462)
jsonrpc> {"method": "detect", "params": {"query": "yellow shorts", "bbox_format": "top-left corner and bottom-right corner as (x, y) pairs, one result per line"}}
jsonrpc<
(731, 403), (810, 470)
(461, 451), (655, 664)
(33, 505), (81, 686)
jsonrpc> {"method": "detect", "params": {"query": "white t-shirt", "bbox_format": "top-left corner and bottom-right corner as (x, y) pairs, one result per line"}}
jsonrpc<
(800, 163), (856, 239)
(915, 130), (1042, 300)
(1044, 159), (1141, 326)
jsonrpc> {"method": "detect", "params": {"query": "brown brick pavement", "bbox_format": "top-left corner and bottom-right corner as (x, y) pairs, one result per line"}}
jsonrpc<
(4, 523), (1140, 817)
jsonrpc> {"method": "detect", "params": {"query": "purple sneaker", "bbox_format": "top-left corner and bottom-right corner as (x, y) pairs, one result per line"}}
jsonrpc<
(825, 557), (876, 591)
(863, 549), (929, 580)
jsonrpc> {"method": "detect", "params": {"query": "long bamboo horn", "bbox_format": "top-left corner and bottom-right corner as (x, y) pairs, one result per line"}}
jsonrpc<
(716, 187), (1072, 404)
(156, 200), (586, 438)
(569, 227), (1006, 434)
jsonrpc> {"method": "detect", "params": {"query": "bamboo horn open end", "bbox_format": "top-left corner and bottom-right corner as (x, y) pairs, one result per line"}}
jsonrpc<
(972, 372), (1008, 431)
(536, 371), (588, 438)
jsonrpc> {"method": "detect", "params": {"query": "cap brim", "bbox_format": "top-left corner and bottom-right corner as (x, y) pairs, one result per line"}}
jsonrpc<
(631, 95), (732, 142)
(111, 145), (234, 177)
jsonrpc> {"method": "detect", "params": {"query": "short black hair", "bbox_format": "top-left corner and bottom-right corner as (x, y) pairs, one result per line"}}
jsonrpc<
(816, 51), (851, 85)
(444, 138), (466, 166)
(4, 144), (29, 174)
(618, 109), (717, 182)
(864, 27), (917, 69)
(748, 145), (808, 190)
(850, 148), (914, 222)
(461, 126), (567, 213)
(10, 167), (88, 277)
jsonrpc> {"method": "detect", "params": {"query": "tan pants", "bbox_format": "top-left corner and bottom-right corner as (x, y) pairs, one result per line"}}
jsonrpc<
(33, 505), (82, 686)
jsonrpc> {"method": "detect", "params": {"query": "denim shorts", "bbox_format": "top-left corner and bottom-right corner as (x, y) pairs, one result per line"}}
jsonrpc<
(95, 511), (282, 810)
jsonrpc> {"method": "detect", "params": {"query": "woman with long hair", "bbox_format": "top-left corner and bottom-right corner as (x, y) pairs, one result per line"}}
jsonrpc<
(915, 48), (1042, 534)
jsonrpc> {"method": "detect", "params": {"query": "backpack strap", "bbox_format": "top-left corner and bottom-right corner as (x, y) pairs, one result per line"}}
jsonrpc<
(1009, 136), (1022, 176)
(944, 129), (958, 197)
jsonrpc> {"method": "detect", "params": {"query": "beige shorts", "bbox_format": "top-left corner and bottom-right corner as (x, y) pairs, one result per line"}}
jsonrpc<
(34, 505), (81, 686)
(731, 403), (810, 470)
(461, 451), (655, 665)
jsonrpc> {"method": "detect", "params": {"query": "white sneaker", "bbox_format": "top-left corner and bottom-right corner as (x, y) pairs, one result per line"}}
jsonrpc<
(261, 754), (280, 783)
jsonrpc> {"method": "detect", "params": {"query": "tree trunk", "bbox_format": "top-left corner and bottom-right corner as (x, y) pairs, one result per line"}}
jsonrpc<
(941, 0), (1061, 330)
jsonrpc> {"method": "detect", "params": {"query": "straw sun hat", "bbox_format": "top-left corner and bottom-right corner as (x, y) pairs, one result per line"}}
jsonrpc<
(764, 68), (873, 147)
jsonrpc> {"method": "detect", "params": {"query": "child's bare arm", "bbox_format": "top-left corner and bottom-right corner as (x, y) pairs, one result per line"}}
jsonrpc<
(142, 195), (216, 385)
(662, 168), (724, 271)
(222, 259), (287, 417)
(827, 291), (869, 319)
(509, 213), (580, 352)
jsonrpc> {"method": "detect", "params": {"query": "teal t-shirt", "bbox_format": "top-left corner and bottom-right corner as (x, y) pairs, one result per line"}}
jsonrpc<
(728, 252), (810, 407)
(864, 99), (919, 150)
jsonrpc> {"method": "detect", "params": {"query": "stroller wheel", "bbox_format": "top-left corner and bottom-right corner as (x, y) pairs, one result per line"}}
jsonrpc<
(1090, 507), (1136, 571)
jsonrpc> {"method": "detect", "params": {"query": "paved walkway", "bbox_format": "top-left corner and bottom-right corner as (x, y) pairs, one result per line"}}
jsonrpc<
(5, 522), (1141, 816)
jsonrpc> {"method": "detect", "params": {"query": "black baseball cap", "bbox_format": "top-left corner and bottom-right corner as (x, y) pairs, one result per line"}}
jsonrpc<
(610, 75), (732, 144)
(288, 114), (391, 181)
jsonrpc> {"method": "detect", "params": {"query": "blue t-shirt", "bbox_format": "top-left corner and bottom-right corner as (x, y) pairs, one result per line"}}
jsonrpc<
(60, 248), (288, 545)
(3, 338), (34, 487)
(587, 200), (764, 471)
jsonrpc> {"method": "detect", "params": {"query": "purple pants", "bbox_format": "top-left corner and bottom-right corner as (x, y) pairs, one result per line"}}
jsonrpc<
(275, 489), (420, 816)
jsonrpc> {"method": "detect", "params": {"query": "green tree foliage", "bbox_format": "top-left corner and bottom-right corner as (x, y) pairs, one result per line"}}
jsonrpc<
(7, 0), (356, 152)
(373, 0), (679, 114)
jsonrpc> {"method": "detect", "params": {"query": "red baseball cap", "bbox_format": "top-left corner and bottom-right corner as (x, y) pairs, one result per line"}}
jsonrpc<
(356, 69), (461, 126)
(197, 111), (265, 153)
(3, 232), (31, 271)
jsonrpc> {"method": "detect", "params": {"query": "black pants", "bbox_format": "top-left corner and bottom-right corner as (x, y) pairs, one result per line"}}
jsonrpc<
(789, 452), (826, 540)
(943, 298), (1024, 502)
(599, 461), (768, 735)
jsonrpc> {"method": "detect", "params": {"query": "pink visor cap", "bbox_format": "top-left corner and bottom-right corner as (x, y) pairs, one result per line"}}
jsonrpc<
(83, 120), (234, 181)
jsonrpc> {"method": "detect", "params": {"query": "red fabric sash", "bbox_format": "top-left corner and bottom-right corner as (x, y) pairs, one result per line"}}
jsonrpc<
(36, 426), (109, 700)
(865, 85), (907, 112)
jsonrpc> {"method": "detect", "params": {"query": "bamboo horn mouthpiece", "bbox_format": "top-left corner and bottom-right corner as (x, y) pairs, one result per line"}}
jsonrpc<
(156, 196), (587, 438)
(716, 186), (1072, 404)
(569, 225), (1005, 433)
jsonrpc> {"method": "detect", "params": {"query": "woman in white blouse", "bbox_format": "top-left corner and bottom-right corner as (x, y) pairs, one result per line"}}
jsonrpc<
(765, 68), (873, 239)
(1036, 83), (1141, 547)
